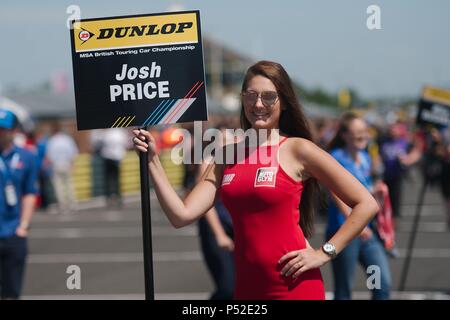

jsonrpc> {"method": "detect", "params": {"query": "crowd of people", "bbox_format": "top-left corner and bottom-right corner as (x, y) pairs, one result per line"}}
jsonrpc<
(0, 118), (131, 299)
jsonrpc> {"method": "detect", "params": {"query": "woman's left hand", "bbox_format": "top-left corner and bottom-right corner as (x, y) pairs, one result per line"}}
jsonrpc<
(15, 226), (28, 238)
(278, 247), (330, 279)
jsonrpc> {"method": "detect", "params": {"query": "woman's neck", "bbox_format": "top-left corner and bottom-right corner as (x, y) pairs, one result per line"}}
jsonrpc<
(346, 146), (360, 163)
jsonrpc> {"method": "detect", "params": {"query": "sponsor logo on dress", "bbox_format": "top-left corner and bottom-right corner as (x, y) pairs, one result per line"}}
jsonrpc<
(221, 173), (235, 186)
(254, 167), (277, 187)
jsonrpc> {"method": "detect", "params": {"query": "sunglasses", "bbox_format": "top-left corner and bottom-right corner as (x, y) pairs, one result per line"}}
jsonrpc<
(241, 90), (279, 108)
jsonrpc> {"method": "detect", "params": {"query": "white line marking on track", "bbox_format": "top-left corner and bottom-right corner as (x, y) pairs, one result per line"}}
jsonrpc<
(20, 291), (450, 300)
(27, 248), (450, 264)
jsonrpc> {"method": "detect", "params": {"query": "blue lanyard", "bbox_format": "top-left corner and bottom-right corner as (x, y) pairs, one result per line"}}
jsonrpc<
(0, 153), (19, 184)
(342, 150), (372, 191)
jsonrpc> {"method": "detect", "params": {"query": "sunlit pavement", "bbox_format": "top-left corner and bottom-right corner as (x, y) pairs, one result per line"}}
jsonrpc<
(22, 169), (450, 300)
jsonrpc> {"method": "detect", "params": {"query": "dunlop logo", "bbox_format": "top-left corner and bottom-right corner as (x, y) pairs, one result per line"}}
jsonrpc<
(73, 12), (198, 52)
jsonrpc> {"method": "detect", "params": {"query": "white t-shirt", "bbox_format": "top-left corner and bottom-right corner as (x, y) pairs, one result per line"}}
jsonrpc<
(47, 132), (78, 172)
(100, 128), (129, 161)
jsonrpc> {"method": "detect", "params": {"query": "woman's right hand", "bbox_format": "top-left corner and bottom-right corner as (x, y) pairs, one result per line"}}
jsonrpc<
(132, 129), (158, 160)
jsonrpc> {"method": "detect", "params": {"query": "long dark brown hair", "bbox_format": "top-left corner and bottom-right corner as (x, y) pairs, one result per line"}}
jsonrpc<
(326, 112), (359, 152)
(240, 60), (320, 238)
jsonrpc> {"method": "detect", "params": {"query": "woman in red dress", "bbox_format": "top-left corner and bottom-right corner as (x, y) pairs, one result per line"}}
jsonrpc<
(132, 61), (379, 300)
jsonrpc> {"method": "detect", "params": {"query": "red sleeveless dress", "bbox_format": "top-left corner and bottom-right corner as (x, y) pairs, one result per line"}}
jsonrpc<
(219, 137), (325, 300)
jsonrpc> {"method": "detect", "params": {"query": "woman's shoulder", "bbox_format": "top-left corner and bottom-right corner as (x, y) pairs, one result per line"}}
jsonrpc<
(284, 137), (324, 160)
(285, 136), (313, 148)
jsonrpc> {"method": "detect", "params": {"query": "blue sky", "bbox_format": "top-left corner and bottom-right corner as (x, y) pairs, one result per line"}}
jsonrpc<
(1, 0), (449, 99)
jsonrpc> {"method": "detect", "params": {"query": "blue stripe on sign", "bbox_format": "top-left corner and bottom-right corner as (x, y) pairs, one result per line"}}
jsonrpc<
(147, 99), (174, 125)
(151, 99), (178, 125)
(142, 100), (166, 126)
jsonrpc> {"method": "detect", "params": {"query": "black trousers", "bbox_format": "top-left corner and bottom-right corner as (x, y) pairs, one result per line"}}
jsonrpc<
(384, 177), (403, 218)
(0, 235), (28, 299)
(198, 203), (235, 300)
(104, 159), (120, 198)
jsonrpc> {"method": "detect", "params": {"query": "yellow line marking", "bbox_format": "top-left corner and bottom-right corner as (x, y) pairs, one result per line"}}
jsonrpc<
(111, 117), (121, 128)
(123, 115), (136, 127)
(116, 116), (129, 128)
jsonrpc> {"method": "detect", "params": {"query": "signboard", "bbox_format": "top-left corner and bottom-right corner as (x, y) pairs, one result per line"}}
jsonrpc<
(70, 11), (207, 130)
(416, 86), (450, 128)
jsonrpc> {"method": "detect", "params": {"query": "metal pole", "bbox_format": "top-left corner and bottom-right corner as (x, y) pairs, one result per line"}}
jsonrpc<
(398, 175), (428, 291)
(139, 127), (154, 300)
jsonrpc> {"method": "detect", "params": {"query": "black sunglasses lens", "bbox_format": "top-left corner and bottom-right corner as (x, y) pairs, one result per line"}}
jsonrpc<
(261, 92), (277, 106)
(242, 92), (258, 105)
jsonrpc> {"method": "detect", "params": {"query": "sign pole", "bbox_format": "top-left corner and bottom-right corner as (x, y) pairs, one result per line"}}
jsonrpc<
(398, 175), (428, 291)
(139, 126), (154, 300)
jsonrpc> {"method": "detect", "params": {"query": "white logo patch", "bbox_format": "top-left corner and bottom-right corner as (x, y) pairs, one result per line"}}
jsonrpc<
(221, 173), (235, 186)
(254, 167), (277, 187)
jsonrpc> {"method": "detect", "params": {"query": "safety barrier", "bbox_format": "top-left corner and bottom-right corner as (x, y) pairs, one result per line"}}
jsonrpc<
(67, 150), (184, 201)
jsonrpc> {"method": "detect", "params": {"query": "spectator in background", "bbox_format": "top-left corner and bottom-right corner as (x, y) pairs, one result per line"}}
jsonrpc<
(378, 122), (421, 220)
(99, 128), (129, 208)
(439, 127), (450, 229)
(35, 133), (52, 211)
(317, 117), (338, 148)
(366, 124), (398, 256)
(0, 109), (39, 299)
(89, 129), (104, 156)
(326, 112), (391, 300)
(21, 130), (53, 211)
(424, 127), (450, 229)
(46, 122), (78, 214)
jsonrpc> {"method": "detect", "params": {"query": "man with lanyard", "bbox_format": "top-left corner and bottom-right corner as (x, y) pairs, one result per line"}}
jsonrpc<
(0, 108), (39, 299)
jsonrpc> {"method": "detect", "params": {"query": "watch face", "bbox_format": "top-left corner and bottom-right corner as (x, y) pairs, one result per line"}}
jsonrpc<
(324, 243), (334, 252)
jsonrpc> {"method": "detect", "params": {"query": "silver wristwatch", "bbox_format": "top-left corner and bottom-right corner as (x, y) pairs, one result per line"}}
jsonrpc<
(322, 242), (337, 259)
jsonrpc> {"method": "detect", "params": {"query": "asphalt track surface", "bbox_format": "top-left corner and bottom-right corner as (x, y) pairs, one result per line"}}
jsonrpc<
(22, 169), (450, 300)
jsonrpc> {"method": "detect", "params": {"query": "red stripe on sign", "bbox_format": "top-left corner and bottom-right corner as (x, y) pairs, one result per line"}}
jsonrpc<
(164, 81), (204, 124)
(161, 81), (199, 123)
